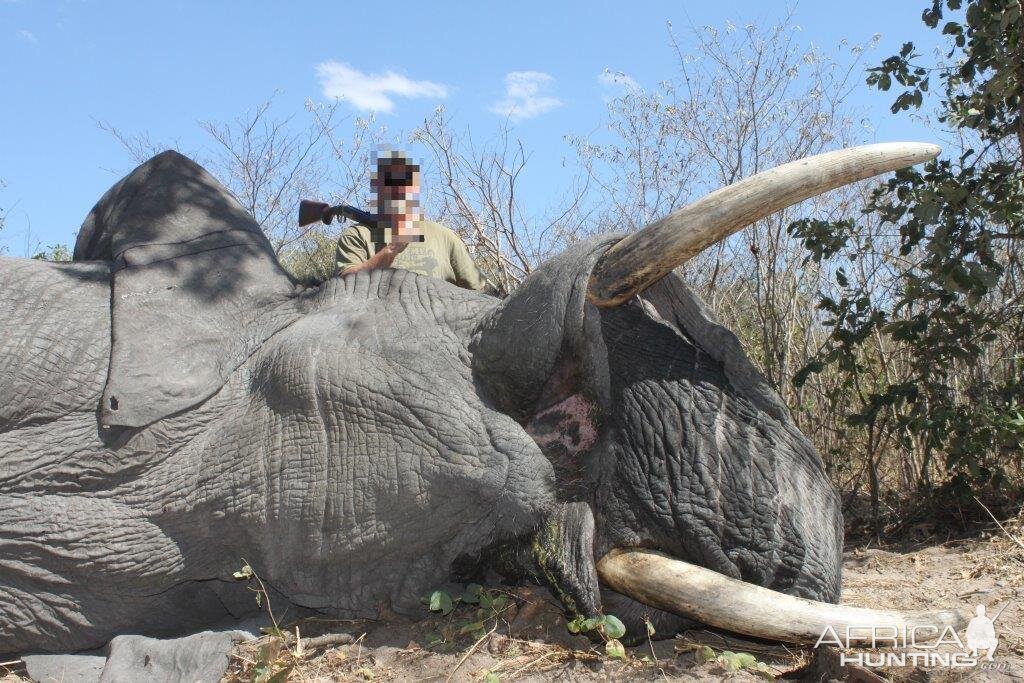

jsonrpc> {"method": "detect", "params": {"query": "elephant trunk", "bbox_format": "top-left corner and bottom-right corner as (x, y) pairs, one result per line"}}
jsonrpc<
(586, 142), (940, 308)
(597, 548), (966, 645)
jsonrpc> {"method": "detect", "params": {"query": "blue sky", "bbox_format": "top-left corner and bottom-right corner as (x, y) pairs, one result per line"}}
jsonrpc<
(0, 1), (944, 255)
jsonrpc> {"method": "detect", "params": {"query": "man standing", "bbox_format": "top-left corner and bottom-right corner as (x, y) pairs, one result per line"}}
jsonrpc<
(335, 151), (489, 292)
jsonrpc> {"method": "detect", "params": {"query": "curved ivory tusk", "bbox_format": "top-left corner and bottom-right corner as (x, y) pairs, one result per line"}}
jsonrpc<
(587, 142), (941, 308)
(597, 548), (966, 645)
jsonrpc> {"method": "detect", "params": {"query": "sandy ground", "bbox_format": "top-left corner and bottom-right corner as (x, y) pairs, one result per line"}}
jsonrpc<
(219, 528), (1024, 682)
(224, 524), (1024, 679)
(3, 526), (1022, 682)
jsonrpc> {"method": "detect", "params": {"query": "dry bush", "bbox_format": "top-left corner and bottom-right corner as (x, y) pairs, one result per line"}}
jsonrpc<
(412, 107), (592, 296)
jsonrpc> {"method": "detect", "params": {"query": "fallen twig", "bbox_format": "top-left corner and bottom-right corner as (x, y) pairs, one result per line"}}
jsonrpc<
(299, 632), (356, 650)
(992, 601), (1014, 622)
(354, 632), (366, 668)
(506, 651), (559, 678)
(678, 629), (798, 658)
(974, 497), (1024, 552)
(486, 651), (546, 674)
(445, 625), (496, 683)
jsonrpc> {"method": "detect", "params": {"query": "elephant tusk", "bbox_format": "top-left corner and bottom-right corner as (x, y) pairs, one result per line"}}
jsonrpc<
(586, 142), (940, 308)
(596, 548), (966, 645)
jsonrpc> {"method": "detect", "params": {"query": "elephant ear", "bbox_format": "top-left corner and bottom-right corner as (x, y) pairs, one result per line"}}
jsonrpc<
(470, 236), (620, 425)
(75, 150), (299, 429)
(470, 237), (619, 496)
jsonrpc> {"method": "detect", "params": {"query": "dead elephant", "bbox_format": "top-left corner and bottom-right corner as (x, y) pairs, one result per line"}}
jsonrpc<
(0, 144), (961, 657)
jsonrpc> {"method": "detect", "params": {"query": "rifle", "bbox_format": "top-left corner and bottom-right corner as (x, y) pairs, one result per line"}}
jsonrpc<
(297, 200), (424, 244)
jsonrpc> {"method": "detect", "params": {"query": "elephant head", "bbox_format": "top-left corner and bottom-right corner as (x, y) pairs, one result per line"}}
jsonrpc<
(0, 144), (961, 656)
(467, 143), (962, 642)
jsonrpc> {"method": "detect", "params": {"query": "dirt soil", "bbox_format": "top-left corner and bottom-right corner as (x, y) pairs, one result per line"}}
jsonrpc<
(228, 525), (1024, 682)
(3, 527), (1022, 682)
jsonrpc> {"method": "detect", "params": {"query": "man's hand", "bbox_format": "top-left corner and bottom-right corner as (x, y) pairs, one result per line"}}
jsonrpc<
(376, 241), (408, 264)
(340, 241), (407, 276)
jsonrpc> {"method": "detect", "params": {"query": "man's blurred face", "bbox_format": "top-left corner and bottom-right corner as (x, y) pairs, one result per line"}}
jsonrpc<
(372, 160), (422, 241)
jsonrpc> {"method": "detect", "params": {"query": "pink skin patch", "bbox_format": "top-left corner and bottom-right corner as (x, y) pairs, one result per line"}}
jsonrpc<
(526, 393), (599, 458)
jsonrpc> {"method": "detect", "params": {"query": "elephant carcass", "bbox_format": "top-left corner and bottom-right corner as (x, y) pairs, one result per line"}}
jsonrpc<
(0, 146), (959, 656)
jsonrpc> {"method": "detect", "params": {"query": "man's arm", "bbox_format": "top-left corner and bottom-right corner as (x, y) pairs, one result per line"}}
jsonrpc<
(335, 223), (406, 274)
(339, 243), (407, 275)
(335, 225), (370, 276)
(336, 223), (410, 277)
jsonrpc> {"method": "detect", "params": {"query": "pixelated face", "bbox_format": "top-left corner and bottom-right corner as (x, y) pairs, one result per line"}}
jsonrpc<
(371, 151), (422, 242)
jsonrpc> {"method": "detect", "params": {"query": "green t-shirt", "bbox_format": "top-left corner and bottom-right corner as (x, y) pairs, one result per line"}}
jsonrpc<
(335, 219), (488, 291)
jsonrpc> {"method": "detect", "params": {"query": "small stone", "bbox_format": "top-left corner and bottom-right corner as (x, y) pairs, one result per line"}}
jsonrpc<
(23, 654), (106, 683)
(99, 631), (238, 683)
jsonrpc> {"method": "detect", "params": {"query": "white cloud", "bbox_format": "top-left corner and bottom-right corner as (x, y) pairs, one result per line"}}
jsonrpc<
(490, 71), (562, 122)
(17, 29), (37, 43)
(598, 69), (639, 92)
(316, 61), (447, 113)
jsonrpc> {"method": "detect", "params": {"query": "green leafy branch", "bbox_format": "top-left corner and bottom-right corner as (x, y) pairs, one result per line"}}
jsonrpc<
(233, 561), (295, 683)
(567, 613), (629, 660)
(676, 643), (776, 678)
(422, 585), (513, 649)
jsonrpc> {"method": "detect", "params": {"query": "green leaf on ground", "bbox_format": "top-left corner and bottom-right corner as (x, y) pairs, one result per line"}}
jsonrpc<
(601, 614), (626, 639)
(605, 639), (627, 660)
(428, 590), (454, 615)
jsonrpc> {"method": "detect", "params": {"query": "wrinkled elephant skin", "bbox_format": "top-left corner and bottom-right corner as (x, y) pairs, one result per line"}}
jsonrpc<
(0, 151), (842, 655)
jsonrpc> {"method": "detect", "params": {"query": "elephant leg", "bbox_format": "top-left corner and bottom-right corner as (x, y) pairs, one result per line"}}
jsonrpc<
(485, 502), (694, 644)
(0, 493), (240, 654)
(490, 502), (602, 622)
